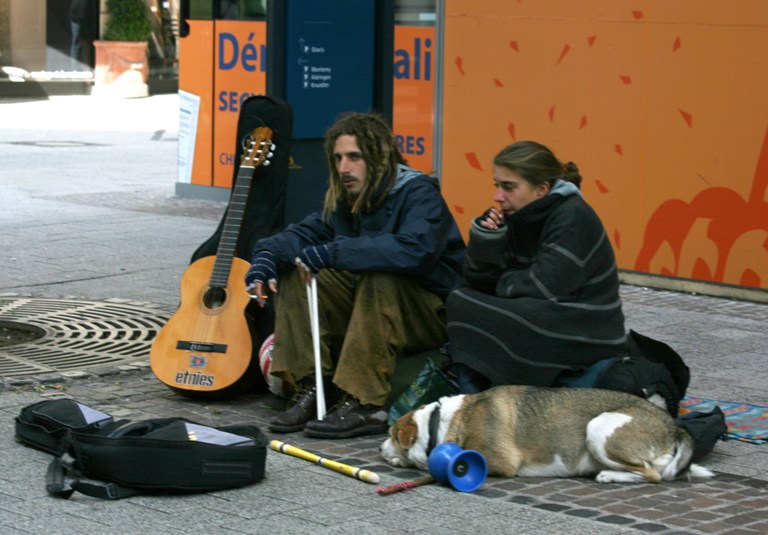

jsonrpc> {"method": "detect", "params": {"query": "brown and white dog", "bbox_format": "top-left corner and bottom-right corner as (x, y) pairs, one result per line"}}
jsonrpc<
(381, 385), (715, 484)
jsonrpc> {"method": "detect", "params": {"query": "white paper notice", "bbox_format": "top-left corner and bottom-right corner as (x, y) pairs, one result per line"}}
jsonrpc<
(177, 90), (201, 184)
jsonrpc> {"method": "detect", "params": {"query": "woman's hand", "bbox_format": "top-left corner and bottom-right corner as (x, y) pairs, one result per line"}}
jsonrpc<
(479, 207), (505, 230)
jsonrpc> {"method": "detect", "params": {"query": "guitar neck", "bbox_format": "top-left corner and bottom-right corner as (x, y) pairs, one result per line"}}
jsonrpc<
(209, 164), (254, 288)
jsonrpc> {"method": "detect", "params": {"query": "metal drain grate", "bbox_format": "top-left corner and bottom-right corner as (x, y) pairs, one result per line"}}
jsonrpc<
(0, 297), (172, 377)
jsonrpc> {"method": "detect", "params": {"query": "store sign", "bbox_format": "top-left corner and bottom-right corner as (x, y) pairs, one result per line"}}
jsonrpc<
(285, 0), (376, 139)
(212, 21), (267, 186)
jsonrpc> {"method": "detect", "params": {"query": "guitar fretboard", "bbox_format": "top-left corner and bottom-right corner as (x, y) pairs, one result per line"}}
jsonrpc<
(209, 164), (254, 289)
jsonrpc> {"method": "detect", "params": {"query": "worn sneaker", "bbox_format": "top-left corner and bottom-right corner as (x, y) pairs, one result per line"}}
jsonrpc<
(269, 377), (335, 433)
(303, 394), (389, 439)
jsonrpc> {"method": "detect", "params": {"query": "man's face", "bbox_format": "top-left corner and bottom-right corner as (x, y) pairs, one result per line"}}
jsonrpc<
(333, 135), (367, 198)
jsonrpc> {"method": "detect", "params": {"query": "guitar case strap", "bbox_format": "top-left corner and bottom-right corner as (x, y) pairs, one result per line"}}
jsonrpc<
(46, 456), (140, 500)
(190, 95), (293, 387)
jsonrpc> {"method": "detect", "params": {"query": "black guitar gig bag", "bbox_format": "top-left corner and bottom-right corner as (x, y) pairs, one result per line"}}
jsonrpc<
(15, 398), (267, 499)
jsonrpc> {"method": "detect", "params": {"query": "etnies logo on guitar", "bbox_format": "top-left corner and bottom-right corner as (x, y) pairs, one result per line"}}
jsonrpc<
(175, 370), (215, 387)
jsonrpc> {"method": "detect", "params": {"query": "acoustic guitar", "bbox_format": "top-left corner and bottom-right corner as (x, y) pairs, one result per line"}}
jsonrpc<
(150, 127), (274, 398)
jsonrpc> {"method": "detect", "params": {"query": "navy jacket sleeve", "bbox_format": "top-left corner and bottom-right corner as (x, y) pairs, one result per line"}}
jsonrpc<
(329, 178), (457, 275)
(252, 211), (335, 270)
(252, 174), (465, 298)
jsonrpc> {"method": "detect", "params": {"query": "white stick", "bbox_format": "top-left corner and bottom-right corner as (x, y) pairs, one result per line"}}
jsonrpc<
(307, 275), (325, 420)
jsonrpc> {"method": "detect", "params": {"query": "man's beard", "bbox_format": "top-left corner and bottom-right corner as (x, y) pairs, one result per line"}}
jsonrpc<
(341, 174), (362, 202)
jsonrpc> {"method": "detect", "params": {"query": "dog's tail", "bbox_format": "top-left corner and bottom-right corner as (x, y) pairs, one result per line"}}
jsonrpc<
(659, 427), (715, 481)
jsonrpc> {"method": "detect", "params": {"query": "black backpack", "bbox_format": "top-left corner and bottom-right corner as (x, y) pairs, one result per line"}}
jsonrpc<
(15, 399), (267, 500)
(557, 330), (726, 461)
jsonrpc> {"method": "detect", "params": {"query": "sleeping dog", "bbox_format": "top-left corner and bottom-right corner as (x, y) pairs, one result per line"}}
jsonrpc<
(381, 385), (715, 484)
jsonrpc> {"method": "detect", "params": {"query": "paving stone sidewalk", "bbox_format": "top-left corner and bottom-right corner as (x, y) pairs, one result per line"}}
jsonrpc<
(2, 359), (766, 535)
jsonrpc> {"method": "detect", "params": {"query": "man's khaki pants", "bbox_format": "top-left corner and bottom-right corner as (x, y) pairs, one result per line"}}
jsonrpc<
(270, 269), (447, 406)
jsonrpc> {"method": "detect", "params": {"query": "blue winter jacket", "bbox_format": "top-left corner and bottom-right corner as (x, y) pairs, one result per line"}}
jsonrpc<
(253, 165), (466, 299)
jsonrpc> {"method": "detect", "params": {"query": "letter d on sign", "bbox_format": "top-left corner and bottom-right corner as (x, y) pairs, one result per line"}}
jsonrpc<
(219, 32), (239, 70)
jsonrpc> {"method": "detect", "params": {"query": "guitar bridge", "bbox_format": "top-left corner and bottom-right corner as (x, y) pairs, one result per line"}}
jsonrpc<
(176, 341), (228, 353)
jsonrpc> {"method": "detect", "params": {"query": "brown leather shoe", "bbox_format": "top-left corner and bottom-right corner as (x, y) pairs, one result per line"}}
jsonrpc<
(269, 377), (336, 433)
(304, 394), (389, 439)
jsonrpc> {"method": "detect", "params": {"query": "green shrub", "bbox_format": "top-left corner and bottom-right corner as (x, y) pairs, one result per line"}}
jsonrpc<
(104, 0), (152, 41)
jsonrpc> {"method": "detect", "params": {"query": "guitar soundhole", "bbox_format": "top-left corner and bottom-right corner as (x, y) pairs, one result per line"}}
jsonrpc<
(203, 287), (228, 309)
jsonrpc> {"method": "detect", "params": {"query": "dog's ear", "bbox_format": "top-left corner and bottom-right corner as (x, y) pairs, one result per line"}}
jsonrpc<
(395, 415), (419, 449)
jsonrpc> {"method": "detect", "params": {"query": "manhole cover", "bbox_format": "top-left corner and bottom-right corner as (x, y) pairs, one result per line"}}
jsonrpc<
(0, 297), (172, 377)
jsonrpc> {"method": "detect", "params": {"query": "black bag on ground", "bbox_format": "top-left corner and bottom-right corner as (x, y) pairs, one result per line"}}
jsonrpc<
(625, 329), (690, 397)
(15, 399), (267, 499)
(674, 406), (728, 462)
(15, 399), (121, 455)
(557, 330), (690, 417)
(593, 329), (691, 417)
(594, 355), (683, 417)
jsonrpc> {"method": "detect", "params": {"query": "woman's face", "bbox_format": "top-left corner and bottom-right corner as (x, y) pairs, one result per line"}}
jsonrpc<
(492, 165), (550, 216)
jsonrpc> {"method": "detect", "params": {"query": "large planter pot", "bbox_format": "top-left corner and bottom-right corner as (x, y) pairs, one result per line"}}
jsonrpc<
(93, 40), (149, 98)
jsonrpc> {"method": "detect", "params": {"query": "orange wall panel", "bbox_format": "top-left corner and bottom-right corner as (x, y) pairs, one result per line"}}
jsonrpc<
(212, 21), (267, 188)
(441, 1), (768, 289)
(393, 25), (435, 174)
(178, 20), (214, 187)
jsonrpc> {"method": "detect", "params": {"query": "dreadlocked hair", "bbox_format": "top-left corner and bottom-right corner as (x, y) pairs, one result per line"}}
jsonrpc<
(322, 113), (406, 219)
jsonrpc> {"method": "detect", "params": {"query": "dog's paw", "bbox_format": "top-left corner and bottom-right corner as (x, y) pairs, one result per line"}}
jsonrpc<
(385, 457), (411, 468)
(595, 470), (645, 484)
(380, 438), (412, 468)
(686, 464), (715, 480)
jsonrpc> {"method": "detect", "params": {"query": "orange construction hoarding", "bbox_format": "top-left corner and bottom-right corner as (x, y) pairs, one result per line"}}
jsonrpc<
(440, 1), (768, 290)
(212, 21), (267, 188)
(178, 19), (214, 188)
(178, 20), (267, 190)
(393, 25), (435, 174)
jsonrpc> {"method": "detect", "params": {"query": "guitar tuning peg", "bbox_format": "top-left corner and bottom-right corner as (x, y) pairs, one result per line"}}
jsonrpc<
(263, 160), (271, 166)
(267, 151), (274, 159)
(270, 143), (276, 151)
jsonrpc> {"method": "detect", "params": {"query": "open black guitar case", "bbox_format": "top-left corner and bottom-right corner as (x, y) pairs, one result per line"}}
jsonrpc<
(190, 95), (293, 394)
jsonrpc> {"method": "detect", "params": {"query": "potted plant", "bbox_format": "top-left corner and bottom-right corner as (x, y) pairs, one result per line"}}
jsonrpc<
(93, 0), (152, 98)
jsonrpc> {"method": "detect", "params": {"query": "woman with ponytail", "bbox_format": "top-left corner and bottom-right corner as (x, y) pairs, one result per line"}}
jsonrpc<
(447, 141), (630, 392)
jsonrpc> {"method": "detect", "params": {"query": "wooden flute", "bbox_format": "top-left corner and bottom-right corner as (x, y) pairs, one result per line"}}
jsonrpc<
(270, 440), (381, 484)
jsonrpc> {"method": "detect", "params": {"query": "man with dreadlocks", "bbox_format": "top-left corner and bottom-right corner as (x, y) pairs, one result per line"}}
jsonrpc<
(245, 113), (466, 438)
